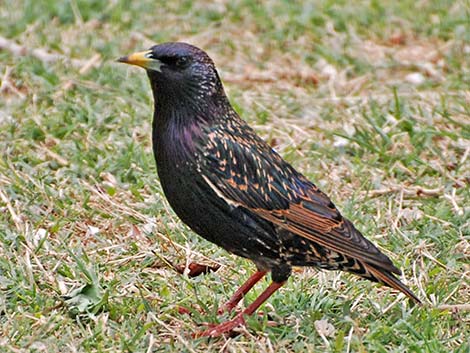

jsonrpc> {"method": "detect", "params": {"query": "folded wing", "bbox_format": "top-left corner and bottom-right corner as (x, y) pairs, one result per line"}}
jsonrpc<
(199, 123), (400, 275)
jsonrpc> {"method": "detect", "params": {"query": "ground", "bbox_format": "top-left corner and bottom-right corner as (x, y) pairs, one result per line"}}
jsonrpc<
(0, 0), (469, 352)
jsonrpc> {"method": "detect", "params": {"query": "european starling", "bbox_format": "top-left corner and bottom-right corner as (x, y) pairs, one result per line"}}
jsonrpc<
(118, 42), (420, 337)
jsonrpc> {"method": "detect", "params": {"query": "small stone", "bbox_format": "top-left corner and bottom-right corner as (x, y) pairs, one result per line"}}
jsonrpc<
(314, 319), (336, 337)
(405, 72), (425, 85)
(87, 225), (100, 235)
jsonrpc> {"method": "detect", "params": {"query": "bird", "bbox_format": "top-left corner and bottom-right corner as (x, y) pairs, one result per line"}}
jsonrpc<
(117, 42), (421, 337)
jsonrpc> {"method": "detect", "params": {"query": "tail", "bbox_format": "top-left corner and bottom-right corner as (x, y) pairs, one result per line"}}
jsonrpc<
(364, 263), (421, 304)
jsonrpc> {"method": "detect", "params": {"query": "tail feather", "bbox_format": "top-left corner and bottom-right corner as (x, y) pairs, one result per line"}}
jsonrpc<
(364, 263), (421, 304)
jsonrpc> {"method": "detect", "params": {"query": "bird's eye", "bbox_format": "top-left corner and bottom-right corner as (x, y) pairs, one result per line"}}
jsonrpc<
(175, 56), (189, 67)
(157, 55), (190, 69)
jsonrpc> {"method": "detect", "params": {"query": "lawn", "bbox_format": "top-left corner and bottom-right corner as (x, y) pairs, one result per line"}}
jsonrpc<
(0, 0), (469, 352)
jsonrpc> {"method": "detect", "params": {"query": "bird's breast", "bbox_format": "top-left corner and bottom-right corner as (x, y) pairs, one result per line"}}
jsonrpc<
(152, 120), (206, 225)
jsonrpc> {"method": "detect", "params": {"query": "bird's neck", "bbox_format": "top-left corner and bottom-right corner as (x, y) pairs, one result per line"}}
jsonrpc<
(151, 82), (233, 131)
(151, 90), (232, 164)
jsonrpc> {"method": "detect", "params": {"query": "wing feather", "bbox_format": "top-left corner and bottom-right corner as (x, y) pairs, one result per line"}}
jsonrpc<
(199, 122), (399, 274)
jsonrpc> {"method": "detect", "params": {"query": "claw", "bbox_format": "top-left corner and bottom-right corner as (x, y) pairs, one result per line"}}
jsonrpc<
(194, 314), (246, 338)
(193, 280), (285, 337)
(176, 304), (205, 315)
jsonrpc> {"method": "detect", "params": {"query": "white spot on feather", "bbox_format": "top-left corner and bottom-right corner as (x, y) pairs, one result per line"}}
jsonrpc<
(201, 174), (241, 208)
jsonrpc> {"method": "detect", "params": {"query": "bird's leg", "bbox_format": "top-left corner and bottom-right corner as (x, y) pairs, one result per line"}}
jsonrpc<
(178, 270), (267, 316)
(196, 280), (285, 338)
(217, 270), (267, 315)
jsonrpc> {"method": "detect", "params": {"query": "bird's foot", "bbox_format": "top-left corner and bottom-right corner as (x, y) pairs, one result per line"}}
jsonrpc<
(194, 314), (246, 338)
(177, 304), (207, 315)
(217, 305), (242, 315)
(216, 305), (229, 315)
(177, 305), (193, 315)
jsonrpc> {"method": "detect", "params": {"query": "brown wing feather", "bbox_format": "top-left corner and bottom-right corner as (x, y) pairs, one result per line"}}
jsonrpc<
(200, 121), (400, 275)
(254, 198), (401, 275)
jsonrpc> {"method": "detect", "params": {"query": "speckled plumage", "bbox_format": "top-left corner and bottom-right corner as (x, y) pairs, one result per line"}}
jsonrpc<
(118, 42), (420, 336)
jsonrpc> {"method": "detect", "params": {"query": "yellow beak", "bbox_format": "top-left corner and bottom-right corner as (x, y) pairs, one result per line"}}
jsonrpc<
(117, 50), (162, 71)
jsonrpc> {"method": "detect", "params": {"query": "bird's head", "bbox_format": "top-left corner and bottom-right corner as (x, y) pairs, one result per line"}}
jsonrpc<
(118, 42), (225, 109)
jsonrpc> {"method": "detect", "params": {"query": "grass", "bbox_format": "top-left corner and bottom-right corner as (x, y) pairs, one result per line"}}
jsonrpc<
(0, 0), (469, 351)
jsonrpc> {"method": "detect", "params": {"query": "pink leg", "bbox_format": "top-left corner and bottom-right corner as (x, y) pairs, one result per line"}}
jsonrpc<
(196, 280), (285, 338)
(217, 270), (267, 314)
(178, 271), (267, 316)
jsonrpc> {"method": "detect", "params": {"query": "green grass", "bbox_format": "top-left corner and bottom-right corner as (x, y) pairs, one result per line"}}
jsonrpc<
(1, 0), (469, 352)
